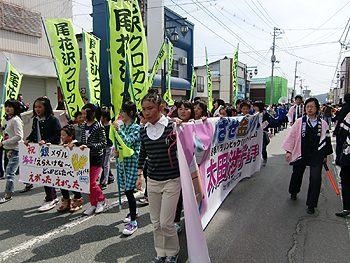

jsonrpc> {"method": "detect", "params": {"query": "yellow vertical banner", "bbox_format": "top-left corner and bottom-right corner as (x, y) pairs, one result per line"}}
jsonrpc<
(45, 19), (84, 118)
(148, 41), (167, 89)
(2, 62), (22, 119)
(108, 0), (132, 118)
(190, 68), (196, 102)
(205, 47), (213, 112)
(84, 32), (101, 106)
(232, 44), (239, 106)
(166, 40), (173, 103)
(127, 1), (149, 112)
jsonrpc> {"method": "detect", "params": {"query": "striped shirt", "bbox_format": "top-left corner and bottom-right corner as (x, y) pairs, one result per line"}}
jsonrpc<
(138, 120), (180, 181)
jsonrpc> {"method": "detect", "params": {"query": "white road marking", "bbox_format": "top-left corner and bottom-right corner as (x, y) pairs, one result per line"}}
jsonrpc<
(0, 190), (143, 261)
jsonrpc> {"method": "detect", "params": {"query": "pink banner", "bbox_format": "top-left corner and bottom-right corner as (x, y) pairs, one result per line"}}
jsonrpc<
(176, 114), (263, 261)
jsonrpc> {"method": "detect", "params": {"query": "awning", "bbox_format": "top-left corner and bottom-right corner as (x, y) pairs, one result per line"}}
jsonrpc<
(152, 74), (191, 90)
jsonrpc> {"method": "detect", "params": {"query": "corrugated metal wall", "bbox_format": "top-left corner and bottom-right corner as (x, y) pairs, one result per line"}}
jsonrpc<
(0, 0), (72, 58)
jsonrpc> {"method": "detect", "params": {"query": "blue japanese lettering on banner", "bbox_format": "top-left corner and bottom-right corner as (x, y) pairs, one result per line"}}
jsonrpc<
(206, 143), (260, 198)
(212, 116), (256, 144)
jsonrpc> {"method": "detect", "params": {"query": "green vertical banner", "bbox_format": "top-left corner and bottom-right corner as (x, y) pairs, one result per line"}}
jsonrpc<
(84, 31), (101, 106)
(190, 67), (196, 102)
(232, 44), (239, 106)
(205, 47), (213, 112)
(108, 0), (132, 118)
(127, 1), (149, 112)
(2, 62), (22, 119)
(166, 40), (173, 103)
(46, 19), (84, 118)
(148, 41), (167, 89)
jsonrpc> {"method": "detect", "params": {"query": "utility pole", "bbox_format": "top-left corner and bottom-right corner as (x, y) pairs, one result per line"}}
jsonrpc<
(299, 78), (304, 94)
(269, 27), (282, 105)
(292, 61), (302, 103)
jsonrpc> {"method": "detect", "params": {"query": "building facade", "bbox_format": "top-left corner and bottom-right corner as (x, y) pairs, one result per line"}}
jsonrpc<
(265, 76), (288, 105)
(0, 0), (72, 107)
(193, 57), (248, 104)
(250, 78), (266, 103)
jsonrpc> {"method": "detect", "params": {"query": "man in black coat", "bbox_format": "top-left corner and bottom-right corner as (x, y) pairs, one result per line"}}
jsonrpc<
(333, 93), (350, 165)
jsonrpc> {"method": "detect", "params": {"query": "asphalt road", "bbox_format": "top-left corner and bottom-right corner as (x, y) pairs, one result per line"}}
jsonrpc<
(0, 126), (349, 263)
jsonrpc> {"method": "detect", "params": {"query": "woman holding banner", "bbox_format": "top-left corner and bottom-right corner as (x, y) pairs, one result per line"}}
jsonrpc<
(282, 98), (332, 214)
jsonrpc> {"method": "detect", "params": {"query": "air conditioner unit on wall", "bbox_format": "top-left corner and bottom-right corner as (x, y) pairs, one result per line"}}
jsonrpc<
(180, 56), (187, 65)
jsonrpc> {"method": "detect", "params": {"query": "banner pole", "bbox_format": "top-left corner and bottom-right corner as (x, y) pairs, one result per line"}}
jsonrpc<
(114, 137), (122, 210)
(126, 55), (137, 105)
(41, 16), (71, 119)
(1, 59), (9, 106)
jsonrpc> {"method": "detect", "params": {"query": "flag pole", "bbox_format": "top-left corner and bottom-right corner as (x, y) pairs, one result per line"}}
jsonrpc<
(1, 59), (9, 106)
(114, 136), (122, 210)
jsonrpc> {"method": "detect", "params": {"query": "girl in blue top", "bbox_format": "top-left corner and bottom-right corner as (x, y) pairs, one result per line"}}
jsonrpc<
(113, 100), (140, 236)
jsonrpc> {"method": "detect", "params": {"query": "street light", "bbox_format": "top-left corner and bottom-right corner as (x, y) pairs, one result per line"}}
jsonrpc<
(170, 30), (179, 45)
(162, 16), (189, 97)
(180, 22), (188, 37)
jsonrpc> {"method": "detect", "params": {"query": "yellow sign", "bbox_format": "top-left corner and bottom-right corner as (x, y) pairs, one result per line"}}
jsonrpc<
(127, 1), (149, 112)
(167, 41), (173, 102)
(206, 47), (213, 112)
(109, 125), (134, 162)
(84, 32), (101, 106)
(148, 41), (167, 89)
(108, 0), (132, 118)
(46, 19), (84, 118)
(2, 62), (22, 119)
(190, 68), (196, 102)
(232, 44), (239, 106)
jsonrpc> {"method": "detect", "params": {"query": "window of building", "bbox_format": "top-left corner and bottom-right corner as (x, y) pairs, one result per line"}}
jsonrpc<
(171, 60), (179, 77)
(238, 84), (243, 92)
(0, 2), (42, 37)
(196, 76), (204, 92)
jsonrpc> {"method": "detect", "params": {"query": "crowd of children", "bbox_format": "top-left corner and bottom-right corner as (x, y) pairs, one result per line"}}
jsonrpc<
(0, 91), (324, 263)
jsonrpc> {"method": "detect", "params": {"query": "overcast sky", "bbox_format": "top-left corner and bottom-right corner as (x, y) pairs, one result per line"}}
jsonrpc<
(72, 0), (350, 96)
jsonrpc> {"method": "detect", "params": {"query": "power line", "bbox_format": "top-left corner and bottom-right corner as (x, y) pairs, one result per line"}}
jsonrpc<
(292, 0), (350, 43)
(190, 0), (271, 65)
(242, 0), (273, 29)
(255, 0), (278, 27)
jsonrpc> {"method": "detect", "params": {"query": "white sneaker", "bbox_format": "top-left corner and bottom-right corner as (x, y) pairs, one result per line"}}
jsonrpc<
(84, 205), (96, 215)
(95, 199), (107, 214)
(38, 199), (59, 212)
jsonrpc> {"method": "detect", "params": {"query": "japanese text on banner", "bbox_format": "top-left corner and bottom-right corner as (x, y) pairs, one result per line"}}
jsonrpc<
(84, 32), (101, 106)
(127, 1), (149, 112)
(177, 114), (262, 229)
(109, 0), (132, 118)
(2, 62), (22, 119)
(19, 143), (91, 193)
(46, 19), (84, 118)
